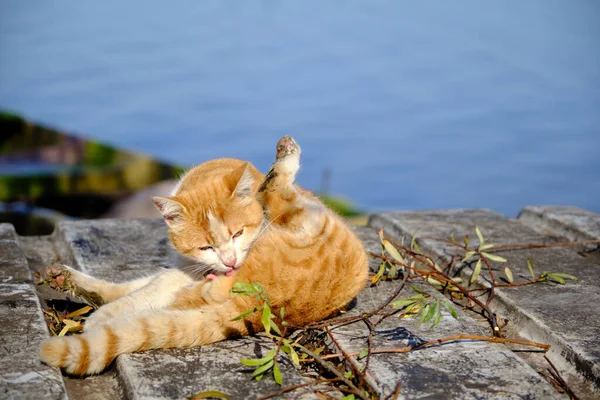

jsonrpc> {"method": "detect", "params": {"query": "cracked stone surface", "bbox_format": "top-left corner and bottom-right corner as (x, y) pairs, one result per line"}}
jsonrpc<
(369, 209), (600, 396)
(347, 227), (563, 399)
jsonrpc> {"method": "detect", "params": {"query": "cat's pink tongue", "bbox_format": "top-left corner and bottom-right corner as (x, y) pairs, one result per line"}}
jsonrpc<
(225, 269), (237, 277)
(205, 274), (218, 280)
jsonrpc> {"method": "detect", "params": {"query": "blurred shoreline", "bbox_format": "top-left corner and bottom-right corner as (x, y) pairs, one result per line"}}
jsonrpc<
(0, 111), (364, 234)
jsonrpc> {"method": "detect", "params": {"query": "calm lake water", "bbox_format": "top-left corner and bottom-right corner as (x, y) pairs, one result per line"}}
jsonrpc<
(1, 1), (599, 216)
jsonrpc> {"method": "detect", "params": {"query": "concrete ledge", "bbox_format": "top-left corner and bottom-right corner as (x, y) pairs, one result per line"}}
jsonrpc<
(518, 205), (600, 242)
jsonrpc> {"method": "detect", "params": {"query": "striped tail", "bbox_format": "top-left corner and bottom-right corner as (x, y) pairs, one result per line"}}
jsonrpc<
(40, 299), (258, 375)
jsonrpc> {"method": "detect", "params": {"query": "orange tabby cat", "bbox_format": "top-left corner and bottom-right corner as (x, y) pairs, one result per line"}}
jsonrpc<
(40, 136), (369, 375)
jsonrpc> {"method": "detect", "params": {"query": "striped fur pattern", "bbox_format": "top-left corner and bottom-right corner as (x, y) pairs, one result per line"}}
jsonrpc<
(40, 136), (369, 375)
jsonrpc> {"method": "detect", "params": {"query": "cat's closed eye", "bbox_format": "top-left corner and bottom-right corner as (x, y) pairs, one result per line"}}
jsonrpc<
(198, 245), (214, 251)
(232, 228), (244, 239)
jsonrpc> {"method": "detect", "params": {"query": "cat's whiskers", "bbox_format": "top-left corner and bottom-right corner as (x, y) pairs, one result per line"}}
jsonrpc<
(178, 263), (216, 280)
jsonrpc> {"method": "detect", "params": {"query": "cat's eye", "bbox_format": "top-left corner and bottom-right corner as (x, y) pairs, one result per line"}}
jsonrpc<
(198, 245), (214, 251)
(232, 228), (244, 239)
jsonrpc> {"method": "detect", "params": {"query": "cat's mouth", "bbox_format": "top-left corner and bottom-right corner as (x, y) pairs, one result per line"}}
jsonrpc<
(205, 267), (238, 280)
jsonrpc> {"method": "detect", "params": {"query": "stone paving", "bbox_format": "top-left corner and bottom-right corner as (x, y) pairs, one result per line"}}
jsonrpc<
(1, 206), (599, 399)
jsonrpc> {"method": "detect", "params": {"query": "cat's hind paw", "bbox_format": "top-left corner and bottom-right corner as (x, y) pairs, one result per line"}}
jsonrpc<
(276, 135), (301, 160)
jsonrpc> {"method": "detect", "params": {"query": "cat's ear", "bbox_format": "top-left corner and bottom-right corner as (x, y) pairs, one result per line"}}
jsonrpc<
(230, 163), (255, 198)
(152, 196), (186, 229)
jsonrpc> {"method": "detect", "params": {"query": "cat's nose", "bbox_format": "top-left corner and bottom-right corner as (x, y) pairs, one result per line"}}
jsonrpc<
(223, 257), (237, 268)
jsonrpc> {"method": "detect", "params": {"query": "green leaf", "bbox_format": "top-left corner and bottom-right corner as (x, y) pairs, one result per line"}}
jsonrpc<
(462, 251), (476, 262)
(344, 370), (354, 379)
(426, 301), (437, 321)
(470, 259), (482, 284)
(280, 307), (285, 320)
(504, 266), (514, 283)
(262, 304), (272, 334)
(388, 264), (399, 280)
(432, 301), (443, 327)
(252, 359), (274, 378)
(443, 301), (458, 319)
(358, 349), (368, 359)
(187, 390), (232, 400)
(240, 357), (269, 367)
(273, 363), (282, 385)
(378, 228), (385, 242)
(392, 298), (418, 309)
(481, 252), (507, 263)
(450, 233), (457, 245)
(426, 276), (444, 288)
(231, 306), (260, 321)
(479, 243), (495, 251)
(419, 303), (431, 324)
(289, 346), (300, 365)
(409, 284), (426, 295)
(547, 274), (565, 285)
(527, 258), (535, 279)
(476, 226), (484, 247)
(383, 239), (404, 263)
(230, 282), (257, 295)
(342, 395), (356, 400)
(240, 349), (276, 367)
(372, 261), (386, 285)
(269, 319), (282, 336)
(464, 234), (469, 247)
(548, 273), (577, 280)
(411, 234), (422, 254)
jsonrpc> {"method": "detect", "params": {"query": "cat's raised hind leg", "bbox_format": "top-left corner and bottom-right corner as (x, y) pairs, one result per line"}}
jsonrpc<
(258, 136), (327, 233)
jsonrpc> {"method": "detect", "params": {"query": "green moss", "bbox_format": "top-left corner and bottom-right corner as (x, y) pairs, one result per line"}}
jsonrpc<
(320, 194), (363, 217)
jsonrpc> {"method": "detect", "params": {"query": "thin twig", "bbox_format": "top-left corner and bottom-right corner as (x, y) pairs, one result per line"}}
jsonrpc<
(544, 355), (580, 400)
(301, 334), (550, 362)
(324, 326), (372, 396)
(477, 253), (497, 307)
(256, 378), (341, 400)
(295, 344), (368, 400)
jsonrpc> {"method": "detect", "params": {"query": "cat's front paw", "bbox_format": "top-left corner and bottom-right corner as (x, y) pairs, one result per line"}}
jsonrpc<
(276, 135), (301, 160)
(44, 264), (105, 308)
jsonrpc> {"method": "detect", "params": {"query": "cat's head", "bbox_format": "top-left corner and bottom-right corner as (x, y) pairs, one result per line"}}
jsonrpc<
(152, 163), (264, 277)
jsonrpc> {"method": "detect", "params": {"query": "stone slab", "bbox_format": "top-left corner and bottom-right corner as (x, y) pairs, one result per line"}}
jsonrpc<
(19, 235), (126, 400)
(518, 205), (600, 241)
(53, 218), (311, 399)
(369, 209), (600, 395)
(53, 219), (171, 280)
(338, 227), (563, 399)
(0, 223), (33, 284)
(0, 283), (67, 400)
(117, 338), (309, 400)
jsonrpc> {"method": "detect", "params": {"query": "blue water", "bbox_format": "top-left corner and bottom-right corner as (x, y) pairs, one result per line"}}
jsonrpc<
(1, 1), (599, 216)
